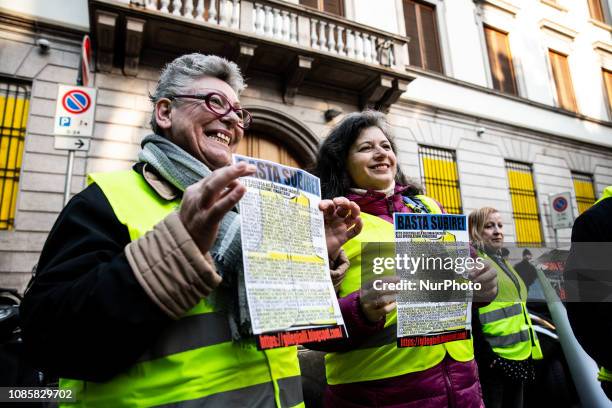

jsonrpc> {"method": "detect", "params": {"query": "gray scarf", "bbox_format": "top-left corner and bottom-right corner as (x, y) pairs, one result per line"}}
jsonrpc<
(139, 133), (252, 340)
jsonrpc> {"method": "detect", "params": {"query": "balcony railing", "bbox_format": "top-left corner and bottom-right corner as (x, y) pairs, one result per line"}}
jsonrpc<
(92, 0), (414, 110)
(126, 0), (409, 70)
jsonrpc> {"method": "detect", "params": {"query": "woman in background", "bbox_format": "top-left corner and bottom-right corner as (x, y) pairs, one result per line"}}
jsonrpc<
(469, 207), (543, 408)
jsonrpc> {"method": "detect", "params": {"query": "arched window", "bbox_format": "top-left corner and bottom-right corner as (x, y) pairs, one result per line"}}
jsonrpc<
(237, 132), (303, 168)
(236, 106), (319, 169)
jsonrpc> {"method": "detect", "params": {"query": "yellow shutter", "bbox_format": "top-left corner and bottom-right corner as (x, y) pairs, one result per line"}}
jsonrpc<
(572, 172), (596, 215)
(0, 81), (30, 230)
(505, 161), (543, 246)
(419, 146), (462, 214)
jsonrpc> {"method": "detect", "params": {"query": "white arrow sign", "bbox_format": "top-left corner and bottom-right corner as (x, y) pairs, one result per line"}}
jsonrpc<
(54, 136), (90, 151)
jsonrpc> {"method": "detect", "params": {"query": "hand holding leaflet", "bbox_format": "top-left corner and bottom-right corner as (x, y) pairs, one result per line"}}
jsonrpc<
(393, 213), (473, 347)
(319, 197), (363, 261)
(469, 258), (498, 303)
(360, 275), (400, 322)
(234, 155), (347, 349)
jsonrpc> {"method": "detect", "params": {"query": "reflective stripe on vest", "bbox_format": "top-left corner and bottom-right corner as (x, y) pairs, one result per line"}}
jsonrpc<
(477, 251), (543, 361)
(479, 304), (522, 325)
(154, 375), (303, 408)
(325, 195), (474, 385)
(485, 329), (530, 347)
(60, 170), (304, 408)
(137, 311), (231, 362)
(353, 324), (398, 349)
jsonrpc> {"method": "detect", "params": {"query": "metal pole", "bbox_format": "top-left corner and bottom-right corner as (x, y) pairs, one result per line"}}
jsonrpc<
(63, 150), (75, 205)
(537, 269), (612, 407)
(554, 228), (559, 248)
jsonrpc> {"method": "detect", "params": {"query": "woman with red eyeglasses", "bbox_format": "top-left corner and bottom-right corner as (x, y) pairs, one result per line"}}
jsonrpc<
(21, 53), (361, 407)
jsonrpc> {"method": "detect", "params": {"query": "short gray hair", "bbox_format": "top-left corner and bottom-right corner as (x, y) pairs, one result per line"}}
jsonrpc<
(149, 53), (246, 133)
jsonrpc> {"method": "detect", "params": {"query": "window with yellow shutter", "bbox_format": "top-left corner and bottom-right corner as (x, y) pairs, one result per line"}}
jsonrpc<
(418, 146), (462, 214)
(505, 161), (543, 246)
(0, 80), (30, 230)
(483, 25), (518, 96)
(572, 172), (596, 215)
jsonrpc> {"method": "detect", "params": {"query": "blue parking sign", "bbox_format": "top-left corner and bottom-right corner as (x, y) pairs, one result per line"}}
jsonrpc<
(54, 85), (96, 137)
(59, 117), (71, 127)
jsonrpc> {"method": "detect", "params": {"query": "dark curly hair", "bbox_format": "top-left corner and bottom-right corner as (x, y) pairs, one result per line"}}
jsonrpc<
(313, 110), (422, 199)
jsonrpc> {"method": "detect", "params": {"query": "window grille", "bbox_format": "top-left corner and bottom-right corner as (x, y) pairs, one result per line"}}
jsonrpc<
(418, 146), (462, 214)
(572, 172), (596, 215)
(505, 161), (543, 246)
(0, 80), (30, 230)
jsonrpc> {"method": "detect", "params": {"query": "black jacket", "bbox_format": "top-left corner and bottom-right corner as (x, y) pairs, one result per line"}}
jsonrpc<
(565, 196), (612, 370)
(513, 259), (538, 288)
(20, 180), (172, 382)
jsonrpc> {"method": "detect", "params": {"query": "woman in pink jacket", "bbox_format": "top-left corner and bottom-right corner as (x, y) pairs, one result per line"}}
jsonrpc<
(311, 110), (496, 407)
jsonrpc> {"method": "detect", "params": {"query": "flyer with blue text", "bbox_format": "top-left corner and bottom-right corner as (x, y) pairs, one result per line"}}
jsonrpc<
(234, 155), (345, 349)
(393, 213), (472, 347)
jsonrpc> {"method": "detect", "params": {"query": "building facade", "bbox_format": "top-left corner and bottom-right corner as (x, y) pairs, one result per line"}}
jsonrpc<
(1, 0), (611, 291)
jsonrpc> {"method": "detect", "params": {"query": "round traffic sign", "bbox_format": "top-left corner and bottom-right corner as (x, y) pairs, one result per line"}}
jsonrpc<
(552, 196), (568, 212)
(62, 90), (91, 114)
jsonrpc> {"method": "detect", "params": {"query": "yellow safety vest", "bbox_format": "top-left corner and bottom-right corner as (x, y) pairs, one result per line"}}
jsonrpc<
(477, 251), (543, 361)
(598, 367), (612, 382)
(60, 170), (304, 408)
(595, 186), (612, 205)
(325, 195), (474, 385)
(591, 186), (611, 382)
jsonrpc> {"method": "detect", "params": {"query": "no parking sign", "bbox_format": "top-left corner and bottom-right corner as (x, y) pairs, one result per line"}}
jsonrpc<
(54, 85), (97, 136)
(549, 192), (574, 229)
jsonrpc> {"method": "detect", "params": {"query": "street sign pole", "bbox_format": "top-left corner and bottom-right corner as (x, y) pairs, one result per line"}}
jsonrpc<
(61, 35), (92, 205)
(57, 136), (89, 205)
(545, 196), (560, 247)
(548, 192), (573, 248)
(63, 150), (75, 205)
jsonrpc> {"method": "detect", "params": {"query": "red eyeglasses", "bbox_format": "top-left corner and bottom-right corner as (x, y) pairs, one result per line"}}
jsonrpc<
(170, 92), (252, 129)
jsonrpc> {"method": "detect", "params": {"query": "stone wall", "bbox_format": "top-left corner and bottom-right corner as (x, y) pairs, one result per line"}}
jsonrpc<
(1, 22), (611, 292)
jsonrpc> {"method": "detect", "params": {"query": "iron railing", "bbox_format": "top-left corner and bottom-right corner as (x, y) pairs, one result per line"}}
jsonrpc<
(0, 79), (30, 230)
(505, 161), (543, 246)
(418, 145), (463, 215)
